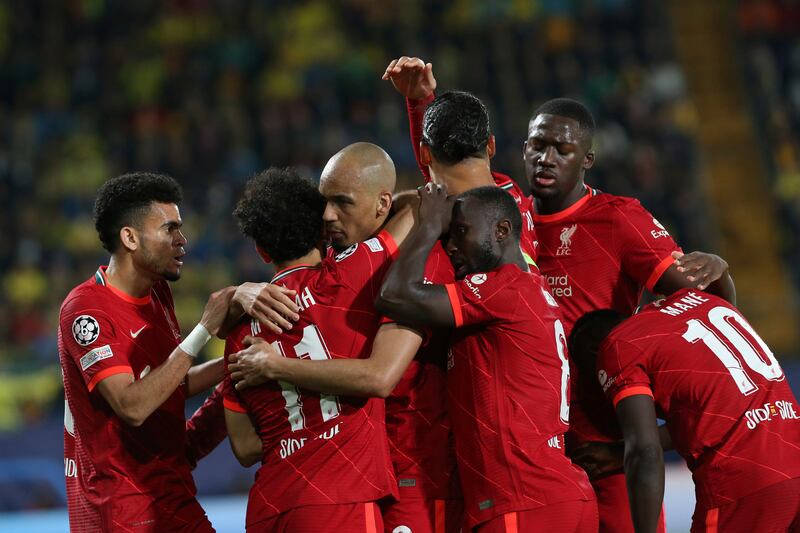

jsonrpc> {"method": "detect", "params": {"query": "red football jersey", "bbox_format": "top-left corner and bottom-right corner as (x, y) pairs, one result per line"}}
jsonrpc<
(533, 186), (682, 445)
(443, 263), (594, 528)
(222, 233), (399, 528)
(59, 267), (210, 531)
(599, 289), (800, 510)
(384, 240), (459, 502)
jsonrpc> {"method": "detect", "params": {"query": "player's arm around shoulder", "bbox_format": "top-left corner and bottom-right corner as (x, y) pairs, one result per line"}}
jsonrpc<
(375, 184), (455, 328)
(656, 251), (736, 305)
(98, 287), (234, 427)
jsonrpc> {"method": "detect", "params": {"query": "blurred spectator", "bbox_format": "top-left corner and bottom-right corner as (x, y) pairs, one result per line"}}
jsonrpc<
(0, 0), (710, 435)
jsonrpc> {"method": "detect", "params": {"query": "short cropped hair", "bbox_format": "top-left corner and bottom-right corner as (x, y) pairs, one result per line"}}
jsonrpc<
(423, 90), (491, 165)
(457, 185), (522, 239)
(533, 98), (596, 137)
(233, 167), (326, 263)
(568, 309), (626, 376)
(93, 172), (183, 253)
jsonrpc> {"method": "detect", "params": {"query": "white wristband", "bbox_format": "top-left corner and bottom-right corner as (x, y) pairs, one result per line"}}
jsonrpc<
(179, 324), (212, 358)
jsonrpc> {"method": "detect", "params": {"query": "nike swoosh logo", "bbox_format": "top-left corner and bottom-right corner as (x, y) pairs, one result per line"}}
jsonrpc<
(130, 325), (147, 338)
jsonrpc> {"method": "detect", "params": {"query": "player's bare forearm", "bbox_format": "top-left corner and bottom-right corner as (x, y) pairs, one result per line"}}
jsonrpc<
(186, 357), (225, 397)
(617, 395), (664, 533)
(267, 324), (423, 398)
(658, 424), (673, 451)
(376, 223), (453, 328)
(705, 271), (736, 306)
(97, 347), (195, 427)
(224, 408), (262, 467)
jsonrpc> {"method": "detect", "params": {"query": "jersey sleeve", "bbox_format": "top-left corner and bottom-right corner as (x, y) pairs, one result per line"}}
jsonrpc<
(407, 94), (436, 182)
(444, 272), (509, 328)
(613, 199), (682, 292)
(597, 336), (654, 407)
(334, 230), (399, 299)
(222, 335), (247, 413)
(184, 382), (227, 469)
(60, 305), (135, 392)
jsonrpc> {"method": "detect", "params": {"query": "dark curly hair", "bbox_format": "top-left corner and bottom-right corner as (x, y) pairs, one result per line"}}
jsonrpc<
(93, 172), (183, 253)
(234, 167), (326, 263)
(422, 90), (491, 165)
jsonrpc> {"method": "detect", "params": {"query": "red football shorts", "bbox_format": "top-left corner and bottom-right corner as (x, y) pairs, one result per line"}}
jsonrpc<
(593, 472), (665, 533)
(253, 501), (382, 533)
(380, 498), (464, 533)
(474, 499), (599, 533)
(691, 477), (800, 533)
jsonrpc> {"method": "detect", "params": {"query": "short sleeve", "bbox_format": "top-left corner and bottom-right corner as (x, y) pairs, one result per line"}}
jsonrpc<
(614, 199), (682, 292)
(444, 271), (509, 328)
(597, 336), (654, 408)
(222, 335), (247, 413)
(334, 230), (398, 298)
(60, 307), (134, 392)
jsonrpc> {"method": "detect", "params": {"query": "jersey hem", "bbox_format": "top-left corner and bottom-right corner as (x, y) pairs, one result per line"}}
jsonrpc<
(645, 254), (677, 292)
(611, 386), (654, 407)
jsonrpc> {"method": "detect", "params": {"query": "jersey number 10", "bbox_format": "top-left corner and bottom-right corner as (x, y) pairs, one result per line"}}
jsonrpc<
(682, 306), (784, 395)
(272, 325), (341, 431)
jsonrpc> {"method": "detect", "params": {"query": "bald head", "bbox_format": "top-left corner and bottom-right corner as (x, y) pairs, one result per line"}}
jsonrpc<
(321, 142), (396, 194)
(320, 142), (396, 251)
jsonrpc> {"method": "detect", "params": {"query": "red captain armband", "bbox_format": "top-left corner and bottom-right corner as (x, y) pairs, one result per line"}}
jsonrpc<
(376, 230), (399, 260)
(612, 386), (654, 408)
(645, 254), (678, 293)
(223, 396), (248, 414)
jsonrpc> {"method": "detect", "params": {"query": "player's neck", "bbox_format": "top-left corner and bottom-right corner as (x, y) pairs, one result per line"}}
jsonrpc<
(272, 245), (324, 273)
(535, 180), (587, 215)
(500, 245), (529, 273)
(105, 255), (156, 299)
(429, 159), (494, 195)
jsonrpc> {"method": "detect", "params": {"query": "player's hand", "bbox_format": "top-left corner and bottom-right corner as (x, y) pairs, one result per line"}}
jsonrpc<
(672, 251), (729, 291)
(200, 287), (237, 336)
(570, 441), (625, 481)
(382, 56), (437, 100)
(418, 182), (453, 235)
(228, 336), (276, 390)
(233, 282), (299, 334)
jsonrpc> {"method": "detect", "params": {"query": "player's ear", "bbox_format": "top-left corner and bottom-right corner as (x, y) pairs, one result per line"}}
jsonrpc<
(119, 226), (139, 252)
(584, 150), (595, 170)
(495, 219), (511, 242)
(377, 191), (392, 217)
(419, 143), (432, 167)
(487, 135), (496, 159)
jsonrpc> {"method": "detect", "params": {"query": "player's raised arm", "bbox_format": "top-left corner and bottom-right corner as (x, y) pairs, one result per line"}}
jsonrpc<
(97, 287), (233, 427)
(375, 183), (455, 327)
(616, 395), (664, 533)
(382, 56), (436, 181)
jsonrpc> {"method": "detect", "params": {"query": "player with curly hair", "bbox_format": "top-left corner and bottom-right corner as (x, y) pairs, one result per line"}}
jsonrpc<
(220, 166), (422, 531)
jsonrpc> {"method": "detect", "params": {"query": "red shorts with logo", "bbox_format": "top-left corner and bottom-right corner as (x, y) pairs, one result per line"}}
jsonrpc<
(474, 499), (599, 533)
(252, 502), (382, 533)
(593, 472), (665, 533)
(380, 498), (464, 533)
(691, 477), (800, 533)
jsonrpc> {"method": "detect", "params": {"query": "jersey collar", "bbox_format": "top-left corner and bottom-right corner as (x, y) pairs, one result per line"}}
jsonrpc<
(95, 266), (152, 305)
(533, 184), (596, 223)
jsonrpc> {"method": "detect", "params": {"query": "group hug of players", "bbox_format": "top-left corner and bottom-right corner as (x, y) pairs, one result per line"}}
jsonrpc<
(58, 56), (800, 532)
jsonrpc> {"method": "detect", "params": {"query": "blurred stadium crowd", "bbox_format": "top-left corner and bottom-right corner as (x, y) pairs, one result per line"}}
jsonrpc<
(0, 0), (795, 463)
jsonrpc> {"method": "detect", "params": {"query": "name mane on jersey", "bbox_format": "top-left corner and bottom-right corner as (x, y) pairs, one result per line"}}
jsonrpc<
(657, 291), (710, 317)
